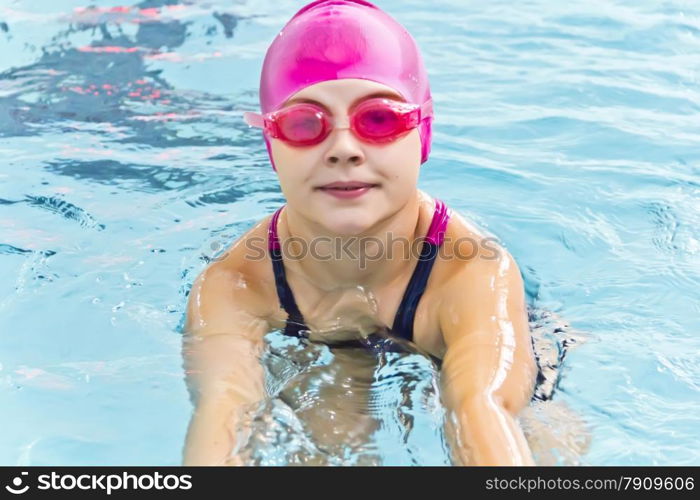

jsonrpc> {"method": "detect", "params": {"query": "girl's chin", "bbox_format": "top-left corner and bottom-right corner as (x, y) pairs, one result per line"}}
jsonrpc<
(316, 209), (382, 236)
(301, 199), (388, 235)
(320, 219), (373, 237)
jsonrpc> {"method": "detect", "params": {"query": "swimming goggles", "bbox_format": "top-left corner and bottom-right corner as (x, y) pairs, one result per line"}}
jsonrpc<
(243, 97), (433, 147)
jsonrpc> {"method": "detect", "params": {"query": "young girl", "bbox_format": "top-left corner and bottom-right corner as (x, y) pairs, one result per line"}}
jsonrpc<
(182, 0), (538, 466)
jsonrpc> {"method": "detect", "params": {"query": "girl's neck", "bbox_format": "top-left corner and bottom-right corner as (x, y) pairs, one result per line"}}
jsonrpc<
(279, 191), (429, 291)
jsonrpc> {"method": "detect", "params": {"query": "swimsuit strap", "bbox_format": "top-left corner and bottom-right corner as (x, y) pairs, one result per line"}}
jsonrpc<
(391, 199), (450, 341)
(269, 206), (307, 337)
(424, 197), (450, 247)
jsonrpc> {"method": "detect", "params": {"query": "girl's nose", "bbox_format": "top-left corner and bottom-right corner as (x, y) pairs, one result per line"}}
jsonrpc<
(324, 126), (365, 166)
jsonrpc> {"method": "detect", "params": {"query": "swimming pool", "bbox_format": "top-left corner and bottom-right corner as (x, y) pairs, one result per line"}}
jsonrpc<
(1, 0), (698, 465)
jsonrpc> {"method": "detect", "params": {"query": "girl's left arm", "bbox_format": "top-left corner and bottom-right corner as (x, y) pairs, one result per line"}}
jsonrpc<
(438, 249), (538, 466)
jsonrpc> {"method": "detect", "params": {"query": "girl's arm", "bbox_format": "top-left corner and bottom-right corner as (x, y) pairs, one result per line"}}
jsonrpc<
(181, 262), (269, 466)
(438, 250), (538, 466)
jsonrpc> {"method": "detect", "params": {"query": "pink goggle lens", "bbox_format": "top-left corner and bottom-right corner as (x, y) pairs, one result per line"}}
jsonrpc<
(352, 102), (405, 142)
(275, 104), (330, 146)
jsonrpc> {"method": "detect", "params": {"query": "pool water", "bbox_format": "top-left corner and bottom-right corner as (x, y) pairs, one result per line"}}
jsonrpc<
(0, 0), (698, 466)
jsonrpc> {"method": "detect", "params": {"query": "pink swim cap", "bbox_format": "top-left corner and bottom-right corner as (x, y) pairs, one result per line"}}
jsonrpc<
(258, 0), (433, 169)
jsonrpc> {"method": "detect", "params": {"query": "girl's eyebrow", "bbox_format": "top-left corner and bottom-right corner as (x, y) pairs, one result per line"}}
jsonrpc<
(282, 91), (405, 110)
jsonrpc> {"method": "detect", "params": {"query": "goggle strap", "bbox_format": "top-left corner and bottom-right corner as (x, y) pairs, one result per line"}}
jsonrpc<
(243, 111), (265, 129)
(420, 99), (434, 120)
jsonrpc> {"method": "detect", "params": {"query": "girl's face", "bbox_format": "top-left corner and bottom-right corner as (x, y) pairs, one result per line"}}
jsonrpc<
(270, 78), (422, 236)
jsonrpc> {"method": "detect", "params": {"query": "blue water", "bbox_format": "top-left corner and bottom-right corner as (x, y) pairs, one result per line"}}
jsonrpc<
(1, 0), (698, 465)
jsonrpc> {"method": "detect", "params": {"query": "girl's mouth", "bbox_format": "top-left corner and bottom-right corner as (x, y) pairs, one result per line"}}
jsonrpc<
(317, 181), (379, 199)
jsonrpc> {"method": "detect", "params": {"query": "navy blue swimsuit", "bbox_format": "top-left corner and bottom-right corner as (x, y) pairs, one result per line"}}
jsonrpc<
(268, 199), (450, 347)
(267, 200), (551, 400)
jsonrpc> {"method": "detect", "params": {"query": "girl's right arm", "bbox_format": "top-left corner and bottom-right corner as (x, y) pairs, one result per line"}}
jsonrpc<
(181, 261), (270, 466)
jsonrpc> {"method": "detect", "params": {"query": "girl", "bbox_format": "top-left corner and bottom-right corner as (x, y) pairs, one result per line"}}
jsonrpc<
(182, 0), (538, 466)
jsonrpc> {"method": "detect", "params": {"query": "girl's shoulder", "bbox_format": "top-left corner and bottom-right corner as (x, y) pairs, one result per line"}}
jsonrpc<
(199, 214), (279, 320)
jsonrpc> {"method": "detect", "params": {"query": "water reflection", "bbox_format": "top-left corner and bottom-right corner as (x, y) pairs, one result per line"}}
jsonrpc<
(229, 306), (586, 466)
(0, 0), (256, 149)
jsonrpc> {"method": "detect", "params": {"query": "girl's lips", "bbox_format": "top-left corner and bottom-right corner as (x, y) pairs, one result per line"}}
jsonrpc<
(316, 182), (378, 199)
